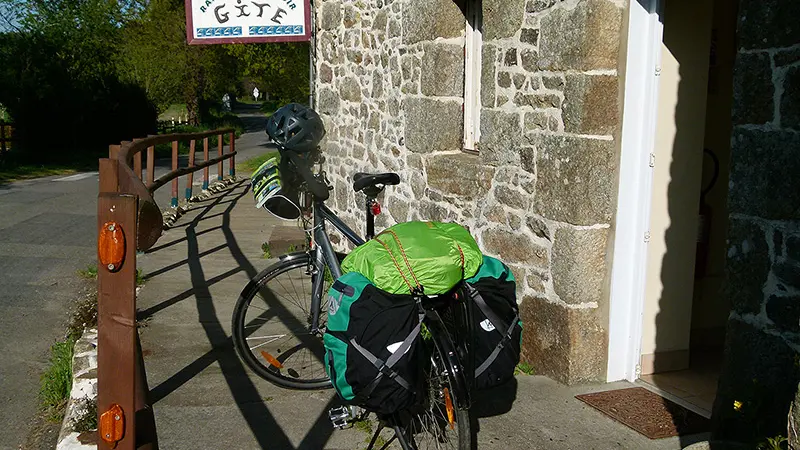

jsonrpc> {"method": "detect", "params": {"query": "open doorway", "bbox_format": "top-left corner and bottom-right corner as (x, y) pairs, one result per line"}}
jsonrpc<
(637, 0), (739, 417)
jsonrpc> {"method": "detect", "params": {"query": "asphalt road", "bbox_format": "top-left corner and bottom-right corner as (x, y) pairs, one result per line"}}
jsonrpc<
(0, 108), (270, 448)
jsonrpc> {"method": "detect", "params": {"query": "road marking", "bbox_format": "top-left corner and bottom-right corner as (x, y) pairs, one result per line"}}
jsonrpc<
(52, 172), (99, 182)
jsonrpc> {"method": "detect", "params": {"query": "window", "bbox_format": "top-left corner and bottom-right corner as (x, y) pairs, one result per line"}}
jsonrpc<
(463, 0), (482, 153)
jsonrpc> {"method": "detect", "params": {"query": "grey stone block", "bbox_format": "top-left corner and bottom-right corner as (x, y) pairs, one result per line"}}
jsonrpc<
(421, 43), (464, 97)
(402, 0), (464, 44)
(563, 74), (619, 135)
(737, 0), (800, 50)
(728, 129), (800, 219)
(781, 66), (800, 129)
(480, 109), (523, 166)
(481, 44), (498, 107)
(483, 0), (525, 40)
(539, 0), (622, 71)
(520, 296), (607, 384)
(426, 153), (495, 200)
(552, 227), (608, 305)
(533, 135), (616, 225)
(732, 52), (774, 125)
(319, 2), (341, 30)
(725, 219), (770, 314)
(482, 228), (549, 267)
(404, 97), (463, 153)
(339, 76), (362, 102)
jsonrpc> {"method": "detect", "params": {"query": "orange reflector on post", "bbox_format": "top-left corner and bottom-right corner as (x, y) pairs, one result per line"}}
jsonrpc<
(443, 387), (455, 430)
(98, 221), (125, 272)
(261, 351), (284, 369)
(99, 403), (125, 448)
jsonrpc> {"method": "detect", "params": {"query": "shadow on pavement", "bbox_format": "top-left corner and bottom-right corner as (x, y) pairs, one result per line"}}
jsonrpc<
(144, 179), (338, 449)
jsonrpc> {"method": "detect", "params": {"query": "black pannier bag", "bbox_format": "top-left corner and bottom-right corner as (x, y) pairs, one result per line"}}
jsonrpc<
(465, 255), (523, 390)
(323, 272), (424, 415)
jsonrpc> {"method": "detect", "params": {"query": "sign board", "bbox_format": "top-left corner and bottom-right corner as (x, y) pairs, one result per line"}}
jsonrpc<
(185, 0), (311, 44)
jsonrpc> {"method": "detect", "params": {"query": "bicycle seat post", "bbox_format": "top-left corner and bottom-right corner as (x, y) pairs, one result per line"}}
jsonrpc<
(365, 195), (376, 240)
(362, 185), (382, 241)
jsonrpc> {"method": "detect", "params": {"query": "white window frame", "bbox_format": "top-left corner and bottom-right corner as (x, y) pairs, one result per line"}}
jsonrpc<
(463, 0), (482, 153)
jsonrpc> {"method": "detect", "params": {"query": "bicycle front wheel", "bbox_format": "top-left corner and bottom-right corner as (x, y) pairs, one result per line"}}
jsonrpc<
(231, 253), (333, 390)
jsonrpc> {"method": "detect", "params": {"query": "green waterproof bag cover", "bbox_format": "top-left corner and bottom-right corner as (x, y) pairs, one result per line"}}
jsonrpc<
(341, 221), (483, 295)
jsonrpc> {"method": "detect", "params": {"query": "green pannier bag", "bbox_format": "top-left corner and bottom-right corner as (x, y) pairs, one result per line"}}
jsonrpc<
(341, 221), (483, 295)
(323, 272), (425, 415)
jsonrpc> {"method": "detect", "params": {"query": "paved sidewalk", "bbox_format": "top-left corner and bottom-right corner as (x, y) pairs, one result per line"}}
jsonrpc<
(136, 120), (708, 449)
(136, 177), (707, 450)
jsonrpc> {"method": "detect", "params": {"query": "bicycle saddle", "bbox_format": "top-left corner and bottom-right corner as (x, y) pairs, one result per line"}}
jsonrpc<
(352, 172), (400, 193)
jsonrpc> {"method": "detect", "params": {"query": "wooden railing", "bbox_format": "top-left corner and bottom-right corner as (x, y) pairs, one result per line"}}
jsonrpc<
(96, 128), (236, 450)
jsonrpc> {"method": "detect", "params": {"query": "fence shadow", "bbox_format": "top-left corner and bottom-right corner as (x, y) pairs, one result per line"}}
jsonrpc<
(143, 179), (339, 449)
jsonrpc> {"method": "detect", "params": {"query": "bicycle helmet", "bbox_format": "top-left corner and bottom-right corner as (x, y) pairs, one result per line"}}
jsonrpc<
(266, 103), (326, 153)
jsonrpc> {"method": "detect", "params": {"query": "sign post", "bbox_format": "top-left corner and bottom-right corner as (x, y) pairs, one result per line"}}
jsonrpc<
(185, 0), (311, 44)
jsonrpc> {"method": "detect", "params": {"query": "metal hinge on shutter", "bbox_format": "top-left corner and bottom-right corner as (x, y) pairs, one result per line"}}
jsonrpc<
(649, 153), (655, 167)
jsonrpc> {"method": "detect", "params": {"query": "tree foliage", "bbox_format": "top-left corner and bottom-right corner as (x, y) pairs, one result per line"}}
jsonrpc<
(227, 42), (310, 105)
(0, 0), (309, 163)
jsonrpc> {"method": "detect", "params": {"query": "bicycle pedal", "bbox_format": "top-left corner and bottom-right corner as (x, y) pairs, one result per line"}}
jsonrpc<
(328, 405), (360, 430)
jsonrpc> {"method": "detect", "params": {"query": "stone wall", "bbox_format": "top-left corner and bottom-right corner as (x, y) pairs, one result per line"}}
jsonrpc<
(314, 0), (624, 384)
(711, 0), (800, 443)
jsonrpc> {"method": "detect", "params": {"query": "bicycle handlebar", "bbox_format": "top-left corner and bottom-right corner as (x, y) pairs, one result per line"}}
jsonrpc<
(284, 150), (330, 201)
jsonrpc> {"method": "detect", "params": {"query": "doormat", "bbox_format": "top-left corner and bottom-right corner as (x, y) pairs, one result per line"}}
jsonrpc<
(575, 387), (710, 439)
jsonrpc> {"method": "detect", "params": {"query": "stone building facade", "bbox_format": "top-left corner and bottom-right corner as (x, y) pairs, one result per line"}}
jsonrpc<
(313, 0), (623, 384)
(711, 0), (800, 442)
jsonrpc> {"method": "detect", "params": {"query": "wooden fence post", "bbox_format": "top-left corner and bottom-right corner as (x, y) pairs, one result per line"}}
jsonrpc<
(203, 138), (209, 190)
(146, 146), (155, 188)
(186, 140), (195, 201)
(97, 159), (137, 450)
(171, 141), (178, 207)
(134, 152), (142, 181)
(217, 134), (223, 182)
(229, 132), (236, 179)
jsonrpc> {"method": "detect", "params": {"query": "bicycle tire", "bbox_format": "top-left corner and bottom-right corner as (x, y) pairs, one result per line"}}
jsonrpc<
(232, 253), (334, 390)
(406, 333), (475, 450)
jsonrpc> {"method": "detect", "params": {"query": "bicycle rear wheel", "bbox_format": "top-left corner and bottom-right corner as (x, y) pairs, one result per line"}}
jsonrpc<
(231, 253), (333, 389)
(404, 336), (474, 450)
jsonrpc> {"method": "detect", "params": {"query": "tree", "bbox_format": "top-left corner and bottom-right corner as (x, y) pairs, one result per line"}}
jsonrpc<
(227, 42), (310, 105)
(116, 0), (239, 124)
(0, 0), (156, 162)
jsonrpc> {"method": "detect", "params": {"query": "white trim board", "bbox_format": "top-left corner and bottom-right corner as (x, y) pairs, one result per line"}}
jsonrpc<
(606, 0), (664, 382)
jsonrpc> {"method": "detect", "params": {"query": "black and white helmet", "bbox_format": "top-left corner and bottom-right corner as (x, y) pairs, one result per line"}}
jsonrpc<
(266, 103), (326, 153)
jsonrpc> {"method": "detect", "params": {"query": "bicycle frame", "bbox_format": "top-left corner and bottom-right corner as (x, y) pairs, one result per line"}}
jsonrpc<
(305, 200), (365, 334)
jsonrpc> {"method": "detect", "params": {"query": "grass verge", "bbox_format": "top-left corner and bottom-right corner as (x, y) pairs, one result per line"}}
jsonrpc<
(79, 263), (146, 286)
(39, 339), (76, 422)
(238, 151), (280, 175)
(0, 165), (79, 184)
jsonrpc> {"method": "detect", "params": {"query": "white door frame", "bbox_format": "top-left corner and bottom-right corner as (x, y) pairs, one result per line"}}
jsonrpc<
(606, 0), (665, 382)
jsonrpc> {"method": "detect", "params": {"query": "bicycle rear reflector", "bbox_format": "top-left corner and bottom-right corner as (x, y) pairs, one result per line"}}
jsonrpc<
(251, 156), (302, 221)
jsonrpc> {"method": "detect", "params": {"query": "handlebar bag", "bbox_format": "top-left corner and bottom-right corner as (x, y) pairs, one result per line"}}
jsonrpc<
(341, 221), (483, 295)
(323, 272), (424, 415)
(465, 256), (522, 390)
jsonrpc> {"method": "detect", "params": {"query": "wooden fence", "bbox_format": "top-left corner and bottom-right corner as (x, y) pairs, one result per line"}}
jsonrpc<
(96, 128), (236, 450)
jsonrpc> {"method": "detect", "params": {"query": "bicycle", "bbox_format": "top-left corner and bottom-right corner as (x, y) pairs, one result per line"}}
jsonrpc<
(231, 149), (476, 449)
